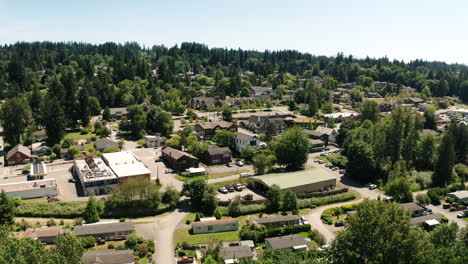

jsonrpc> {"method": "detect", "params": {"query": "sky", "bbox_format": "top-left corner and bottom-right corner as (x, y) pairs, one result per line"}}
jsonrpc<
(1, 0), (468, 64)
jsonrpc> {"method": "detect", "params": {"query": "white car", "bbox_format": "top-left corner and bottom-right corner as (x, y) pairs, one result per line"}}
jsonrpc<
(240, 172), (250, 178)
(325, 163), (333, 168)
(339, 169), (346, 174)
(236, 160), (244, 167)
(317, 245), (330, 251)
(165, 168), (174, 174)
(368, 184), (377, 190)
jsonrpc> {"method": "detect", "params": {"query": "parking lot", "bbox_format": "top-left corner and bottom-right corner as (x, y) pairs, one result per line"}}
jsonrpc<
(216, 185), (266, 202)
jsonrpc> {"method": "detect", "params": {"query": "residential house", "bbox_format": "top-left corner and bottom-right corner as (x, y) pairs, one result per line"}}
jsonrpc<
(265, 234), (307, 251)
(404, 97), (424, 105)
(251, 86), (275, 98)
(305, 126), (337, 146)
(323, 112), (358, 122)
(309, 139), (325, 153)
(234, 132), (263, 153)
(192, 218), (239, 234)
(410, 214), (442, 230)
(226, 97), (257, 106)
(284, 117), (326, 128)
(194, 121), (237, 139)
(7, 144), (31, 165)
(418, 103), (432, 112)
(94, 138), (119, 152)
(143, 135), (167, 148)
(242, 115), (286, 134)
(82, 249), (134, 264)
(24, 226), (67, 244)
(447, 190), (468, 202)
(206, 145), (232, 165)
(192, 96), (226, 109)
(401, 202), (425, 217)
(161, 146), (199, 172)
(73, 222), (133, 241)
(250, 215), (301, 228)
(109, 108), (128, 120)
(220, 245), (254, 263)
(31, 142), (50, 155)
(378, 101), (397, 112)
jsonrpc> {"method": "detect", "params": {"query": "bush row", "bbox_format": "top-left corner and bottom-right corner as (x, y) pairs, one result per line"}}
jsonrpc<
(239, 224), (311, 243)
(320, 203), (361, 225)
(298, 191), (359, 209)
(16, 201), (89, 218)
(297, 187), (349, 199)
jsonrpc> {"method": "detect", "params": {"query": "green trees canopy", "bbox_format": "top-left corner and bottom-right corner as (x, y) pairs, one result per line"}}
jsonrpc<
(273, 126), (309, 170)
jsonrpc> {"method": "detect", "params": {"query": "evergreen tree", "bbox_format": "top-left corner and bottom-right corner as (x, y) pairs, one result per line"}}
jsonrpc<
(42, 95), (66, 145)
(433, 133), (456, 186)
(102, 106), (111, 121)
(266, 184), (282, 212)
(83, 195), (100, 223)
(0, 190), (19, 226)
(282, 191), (298, 214)
(78, 88), (91, 127)
(0, 97), (32, 146)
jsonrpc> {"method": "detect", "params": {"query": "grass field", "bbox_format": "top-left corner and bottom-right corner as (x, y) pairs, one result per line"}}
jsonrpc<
(174, 228), (239, 245)
(176, 170), (248, 182)
(64, 131), (96, 142)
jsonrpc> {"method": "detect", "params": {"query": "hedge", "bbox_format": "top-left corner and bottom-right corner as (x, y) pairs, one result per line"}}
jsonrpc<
(239, 224), (312, 243)
(297, 187), (349, 199)
(17, 201), (89, 218)
(298, 191), (359, 209)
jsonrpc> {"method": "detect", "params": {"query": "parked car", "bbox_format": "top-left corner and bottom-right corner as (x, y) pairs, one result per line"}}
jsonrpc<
(68, 178), (76, 183)
(310, 204), (317, 209)
(165, 168), (174, 173)
(443, 204), (451, 209)
(226, 162), (233, 167)
(457, 211), (468, 218)
(226, 185), (235, 192)
(368, 184), (377, 190)
(300, 216), (309, 225)
(424, 208), (432, 213)
(317, 160), (324, 164)
(234, 183), (243, 191)
(317, 245), (330, 251)
(240, 172), (250, 178)
(218, 187), (228, 194)
(335, 221), (344, 227)
(339, 169), (346, 174)
(331, 167), (338, 171)
(236, 160), (244, 167)
(320, 153), (327, 157)
(244, 194), (253, 201)
(325, 163), (333, 168)
(22, 170), (30, 174)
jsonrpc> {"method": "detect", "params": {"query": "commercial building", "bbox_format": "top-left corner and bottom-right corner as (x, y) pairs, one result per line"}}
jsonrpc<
(248, 168), (336, 194)
(74, 222), (133, 240)
(194, 121), (237, 139)
(206, 145), (232, 165)
(447, 190), (468, 203)
(265, 234), (307, 251)
(82, 249), (134, 264)
(0, 179), (58, 199)
(29, 162), (47, 180)
(102, 151), (151, 182)
(192, 218), (239, 234)
(73, 156), (118, 195)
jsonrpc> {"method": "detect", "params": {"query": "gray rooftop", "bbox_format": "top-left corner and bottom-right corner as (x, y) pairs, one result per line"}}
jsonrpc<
(82, 249), (134, 264)
(251, 215), (301, 225)
(265, 234), (306, 250)
(219, 245), (254, 260)
(249, 168), (335, 190)
(409, 214), (442, 226)
(74, 222), (132, 237)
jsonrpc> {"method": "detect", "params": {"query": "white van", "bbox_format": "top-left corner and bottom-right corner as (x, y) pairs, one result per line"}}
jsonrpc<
(240, 173), (250, 178)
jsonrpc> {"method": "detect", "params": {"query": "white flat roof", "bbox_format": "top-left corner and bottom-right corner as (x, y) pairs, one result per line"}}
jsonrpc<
(425, 219), (440, 226)
(102, 151), (151, 178)
(187, 167), (206, 174)
(0, 179), (57, 192)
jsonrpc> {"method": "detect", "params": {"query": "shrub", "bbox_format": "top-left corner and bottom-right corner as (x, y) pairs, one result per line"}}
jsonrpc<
(80, 236), (96, 249)
(80, 128), (89, 134)
(239, 224), (311, 243)
(108, 244), (115, 249)
(416, 193), (431, 206)
(185, 220), (191, 225)
(17, 201), (89, 218)
(125, 233), (143, 250)
(46, 219), (56, 227)
(427, 187), (446, 205)
(298, 192), (358, 209)
(147, 240), (155, 253)
(119, 218), (126, 222)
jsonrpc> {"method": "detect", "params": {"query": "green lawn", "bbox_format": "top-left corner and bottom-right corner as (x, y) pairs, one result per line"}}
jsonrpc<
(64, 131), (96, 142)
(210, 178), (248, 188)
(176, 170), (248, 182)
(174, 228), (239, 245)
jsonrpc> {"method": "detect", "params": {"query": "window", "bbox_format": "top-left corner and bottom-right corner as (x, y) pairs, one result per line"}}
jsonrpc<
(208, 226), (213, 231)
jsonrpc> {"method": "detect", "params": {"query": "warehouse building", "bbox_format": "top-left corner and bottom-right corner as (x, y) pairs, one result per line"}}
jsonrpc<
(102, 151), (151, 182)
(0, 179), (58, 199)
(248, 168), (336, 194)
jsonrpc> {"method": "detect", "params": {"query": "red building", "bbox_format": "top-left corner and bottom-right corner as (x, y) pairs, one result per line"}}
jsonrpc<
(161, 146), (199, 172)
(205, 145), (232, 165)
(6, 145), (31, 166)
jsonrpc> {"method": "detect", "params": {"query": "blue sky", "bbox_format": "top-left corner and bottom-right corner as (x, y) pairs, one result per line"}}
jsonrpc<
(1, 0), (467, 64)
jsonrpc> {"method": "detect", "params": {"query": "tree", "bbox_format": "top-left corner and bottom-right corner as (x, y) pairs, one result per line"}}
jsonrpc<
(0, 97), (32, 146)
(330, 200), (431, 264)
(282, 191), (298, 214)
(273, 126), (309, 170)
(253, 152), (275, 175)
(162, 186), (180, 209)
(102, 106), (111, 121)
(423, 107), (437, 130)
(146, 106), (173, 137)
(430, 223), (458, 248)
(0, 191), (19, 226)
(88, 96), (101, 116)
(126, 105), (146, 138)
(265, 122), (277, 141)
(360, 100), (380, 123)
(416, 193), (431, 206)
(222, 107), (233, 121)
(42, 95), (66, 145)
(433, 132), (456, 186)
(84, 195), (100, 223)
(266, 184), (282, 212)
(212, 130), (235, 148)
(54, 233), (85, 264)
(240, 147), (255, 162)
(384, 177), (413, 203)
(78, 88), (91, 126)
(183, 179), (218, 215)
(103, 146), (120, 153)
(228, 196), (242, 217)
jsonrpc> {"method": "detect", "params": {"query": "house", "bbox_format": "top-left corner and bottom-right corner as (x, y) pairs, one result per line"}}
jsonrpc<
(82, 249), (134, 264)
(410, 214), (442, 230)
(242, 115), (286, 134)
(73, 222), (133, 240)
(226, 97), (257, 106)
(24, 226), (66, 244)
(309, 139), (325, 153)
(447, 190), (468, 202)
(378, 101), (397, 112)
(206, 145), (232, 165)
(405, 97), (424, 105)
(250, 215), (301, 228)
(6, 144), (31, 165)
(265, 234), (307, 251)
(305, 126), (337, 145)
(284, 117), (326, 128)
(109, 108), (128, 120)
(31, 142), (50, 155)
(401, 202), (425, 217)
(29, 162), (47, 180)
(194, 121), (237, 139)
(251, 86), (275, 98)
(418, 103), (432, 112)
(191, 218), (239, 234)
(234, 132), (263, 153)
(192, 96), (226, 109)
(0, 179), (58, 199)
(143, 135), (167, 148)
(220, 245), (254, 263)
(323, 112), (358, 122)
(161, 146), (199, 172)
(94, 138), (119, 152)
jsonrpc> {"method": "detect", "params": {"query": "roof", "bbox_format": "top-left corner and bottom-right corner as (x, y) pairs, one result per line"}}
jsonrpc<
(102, 152), (151, 178)
(425, 219), (440, 226)
(265, 234), (306, 250)
(309, 139), (324, 145)
(73, 222), (133, 237)
(82, 249), (134, 264)
(192, 218), (238, 228)
(31, 162), (47, 176)
(187, 167), (206, 174)
(143, 135), (167, 141)
(288, 117), (325, 124)
(410, 214), (442, 226)
(24, 226), (62, 239)
(421, 129), (438, 136)
(249, 168), (335, 190)
(74, 158), (117, 183)
(109, 107), (128, 115)
(219, 245), (254, 260)
(95, 138), (119, 151)
(400, 202), (424, 213)
(162, 146), (198, 160)
(0, 179), (57, 193)
(314, 126), (335, 136)
(235, 132), (257, 142)
(251, 215), (301, 225)
(448, 190), (468, 200)
(207, 145), (232, 156)
(7, 144), (31, 159)
(196, 121), (234, 130)
(239, 240), (255, 248)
